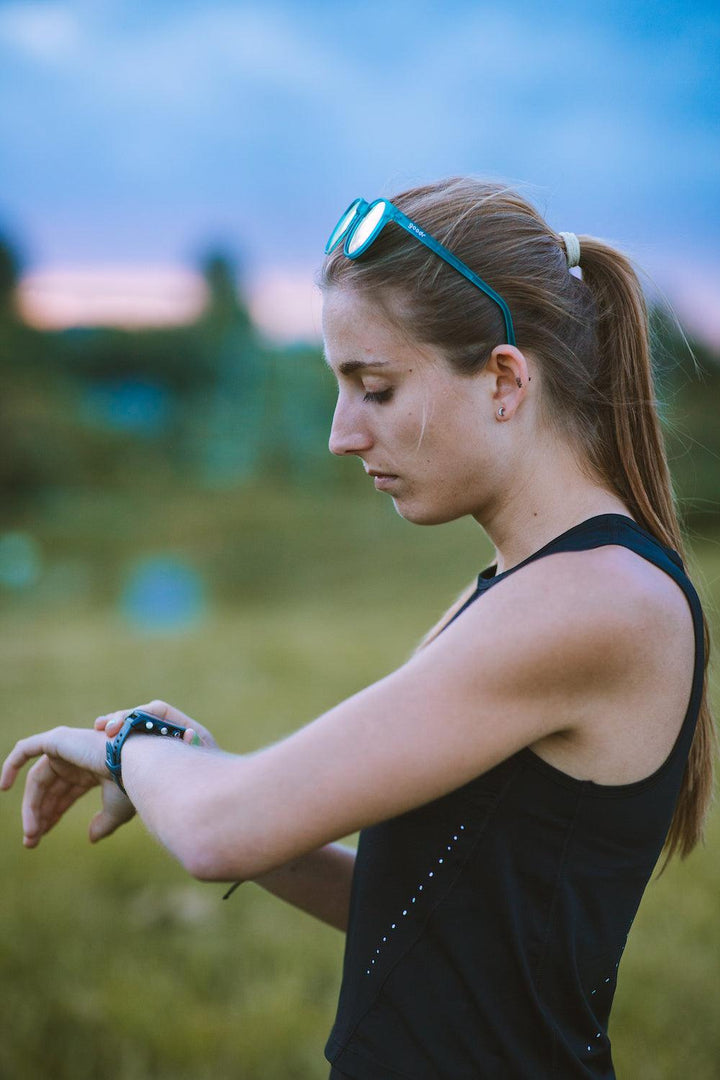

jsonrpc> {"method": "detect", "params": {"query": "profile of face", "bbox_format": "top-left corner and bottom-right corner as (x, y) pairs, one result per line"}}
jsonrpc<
(322, 288), (529, 526)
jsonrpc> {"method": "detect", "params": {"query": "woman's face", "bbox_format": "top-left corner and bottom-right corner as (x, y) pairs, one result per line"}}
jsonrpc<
(322, 288), (507, 526)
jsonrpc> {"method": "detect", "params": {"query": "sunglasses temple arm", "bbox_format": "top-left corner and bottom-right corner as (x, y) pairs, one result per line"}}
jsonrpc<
(389, 207), (516, 347)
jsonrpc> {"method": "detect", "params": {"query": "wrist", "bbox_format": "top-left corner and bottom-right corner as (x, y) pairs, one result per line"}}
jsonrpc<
(106, 710), (188, 794)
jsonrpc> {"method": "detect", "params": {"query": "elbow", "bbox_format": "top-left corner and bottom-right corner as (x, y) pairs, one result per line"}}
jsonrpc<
(172, 817), (275, 883)
(182, 848), (272, 884)
(179, 844), (226, 883)
(154, 762), (297, 882)
(174, 826), (243, 883)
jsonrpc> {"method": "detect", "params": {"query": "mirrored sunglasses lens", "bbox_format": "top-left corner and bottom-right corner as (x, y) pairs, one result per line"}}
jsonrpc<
(326, 201), (362, 252)
(347, 201), (386, 256)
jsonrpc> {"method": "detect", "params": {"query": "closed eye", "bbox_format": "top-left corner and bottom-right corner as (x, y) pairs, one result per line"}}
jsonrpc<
(363, 389), (394, 404)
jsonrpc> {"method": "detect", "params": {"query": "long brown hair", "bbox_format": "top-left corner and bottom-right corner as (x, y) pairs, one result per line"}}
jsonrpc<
(321, 177), (715, 859)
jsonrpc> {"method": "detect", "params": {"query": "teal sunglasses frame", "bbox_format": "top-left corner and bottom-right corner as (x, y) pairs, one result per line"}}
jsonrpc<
(324, 197), (516, 347)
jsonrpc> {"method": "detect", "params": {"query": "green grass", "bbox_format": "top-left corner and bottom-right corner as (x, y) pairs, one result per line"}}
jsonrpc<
(1, 487), (719, 1078)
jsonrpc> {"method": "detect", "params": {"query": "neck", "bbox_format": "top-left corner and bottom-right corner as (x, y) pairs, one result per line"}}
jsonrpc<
(476, 440), (633, 575)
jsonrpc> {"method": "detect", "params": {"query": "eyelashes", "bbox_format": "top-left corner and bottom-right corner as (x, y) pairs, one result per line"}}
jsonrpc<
(363, 389), (394, 404)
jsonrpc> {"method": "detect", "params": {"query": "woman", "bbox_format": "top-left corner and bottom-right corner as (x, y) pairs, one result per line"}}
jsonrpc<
(1, 178), (715, 1078)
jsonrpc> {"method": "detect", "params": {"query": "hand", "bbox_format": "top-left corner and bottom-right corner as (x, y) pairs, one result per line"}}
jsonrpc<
(0, 713), (201, 849)
(94, 699), (218, 750)
(1, 726), (111, 848)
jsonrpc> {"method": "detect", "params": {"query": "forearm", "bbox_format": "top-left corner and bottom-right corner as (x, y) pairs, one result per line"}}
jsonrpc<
(250, 843), (355, 932)
(121, 735), (355, 929)
(120, 735), (246, 876)
(119, 732), (352, 885)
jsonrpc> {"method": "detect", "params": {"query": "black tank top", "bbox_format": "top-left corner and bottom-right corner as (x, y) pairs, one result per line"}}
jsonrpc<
(325, 514), (706, 1079)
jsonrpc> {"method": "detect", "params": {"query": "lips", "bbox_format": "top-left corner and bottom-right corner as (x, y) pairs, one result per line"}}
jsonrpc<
(367, 470), (399, 491)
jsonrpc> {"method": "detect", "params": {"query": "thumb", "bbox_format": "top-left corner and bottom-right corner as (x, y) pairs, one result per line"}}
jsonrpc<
(89, 804), (135, 843)
(89, 809), (120, 843)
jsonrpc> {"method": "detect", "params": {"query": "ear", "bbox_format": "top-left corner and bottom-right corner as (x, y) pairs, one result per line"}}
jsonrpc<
(485, 345), (530, 421)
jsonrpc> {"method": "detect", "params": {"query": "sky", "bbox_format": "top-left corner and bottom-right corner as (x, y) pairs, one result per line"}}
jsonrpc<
(0, 0), (718, 343)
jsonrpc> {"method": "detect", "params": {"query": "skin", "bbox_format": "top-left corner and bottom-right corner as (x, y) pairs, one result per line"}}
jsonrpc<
(0, 288), (696, 934)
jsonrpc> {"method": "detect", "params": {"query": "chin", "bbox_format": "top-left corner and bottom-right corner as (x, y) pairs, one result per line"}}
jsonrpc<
(391, 498), (465, 527)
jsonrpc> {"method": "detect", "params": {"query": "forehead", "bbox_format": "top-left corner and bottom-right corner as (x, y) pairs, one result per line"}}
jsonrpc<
(321, 288), (434, 374)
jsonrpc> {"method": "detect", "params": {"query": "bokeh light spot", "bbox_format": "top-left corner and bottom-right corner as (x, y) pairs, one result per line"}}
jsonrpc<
(82, 378), (171, 434)
(120, 555), (206, 632)
(0, 532), (43, 588)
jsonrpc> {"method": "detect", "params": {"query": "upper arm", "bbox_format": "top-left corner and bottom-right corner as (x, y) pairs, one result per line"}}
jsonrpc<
(194, 551), (643, 878)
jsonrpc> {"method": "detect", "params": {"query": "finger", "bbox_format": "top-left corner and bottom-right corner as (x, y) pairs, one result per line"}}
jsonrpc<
(97, 715), (128, 739)
(21, 756), (62, 845)
(100, 702), (171, 739)
(89, 810), (112, 842)
(89, 784), (136, 843)
(30, 777), (84, 845)
(22, 754), (94, 847)
(138, 700), (171, 720)
(107, 708), (135, 726)
(89, 808), (125, 842)
(97, 708), (137, 737)
(1, 732), (53, 791)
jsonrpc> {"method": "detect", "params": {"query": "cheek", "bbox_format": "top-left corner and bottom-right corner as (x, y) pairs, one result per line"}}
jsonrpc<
(399, 386), (443, 452)
(390, 404), (430, 452)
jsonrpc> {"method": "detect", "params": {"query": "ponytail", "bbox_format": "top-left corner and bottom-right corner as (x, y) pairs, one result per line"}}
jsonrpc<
(577, 238), (716, 859)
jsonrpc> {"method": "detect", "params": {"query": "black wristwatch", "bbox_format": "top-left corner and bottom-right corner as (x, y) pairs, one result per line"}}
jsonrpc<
(105, 709), (187, 794)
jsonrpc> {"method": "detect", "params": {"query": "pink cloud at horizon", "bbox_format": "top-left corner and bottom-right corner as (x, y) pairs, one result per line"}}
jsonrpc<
(17, 266), (209, 330)
(645, 257), (720, 352)
(14, 261), (720, 351)
(16, 264), (325, 343)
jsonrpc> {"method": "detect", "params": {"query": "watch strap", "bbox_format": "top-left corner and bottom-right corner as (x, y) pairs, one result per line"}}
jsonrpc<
(105, 710), (187, 794)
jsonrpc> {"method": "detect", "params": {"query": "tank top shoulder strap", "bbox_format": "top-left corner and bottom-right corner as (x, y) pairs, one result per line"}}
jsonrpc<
(456, 514), (706, 761)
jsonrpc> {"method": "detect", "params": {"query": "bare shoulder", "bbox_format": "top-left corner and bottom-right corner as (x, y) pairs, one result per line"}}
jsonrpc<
(479, 543), (692, 644)
(553, 543), (693, 645)
(470, 543), (697, 784)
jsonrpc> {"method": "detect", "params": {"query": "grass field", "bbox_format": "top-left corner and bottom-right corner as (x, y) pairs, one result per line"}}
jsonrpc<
(1, 487), (719, 1079)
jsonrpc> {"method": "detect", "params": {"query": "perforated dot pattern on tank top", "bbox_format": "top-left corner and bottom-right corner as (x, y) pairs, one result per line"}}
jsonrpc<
(364, 825), (466, 976)
(584, 949), (624, 1056)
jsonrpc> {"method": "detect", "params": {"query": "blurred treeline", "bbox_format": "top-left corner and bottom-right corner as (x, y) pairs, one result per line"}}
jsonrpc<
(1, 227), (718, 608)
(0, 236), (343, 514)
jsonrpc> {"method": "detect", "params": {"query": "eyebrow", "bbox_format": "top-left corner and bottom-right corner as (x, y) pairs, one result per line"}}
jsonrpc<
(323, 351), (391, 377)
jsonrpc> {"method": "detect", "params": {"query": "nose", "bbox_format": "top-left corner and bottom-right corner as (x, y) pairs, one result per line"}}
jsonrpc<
(328, 396), (374, 457)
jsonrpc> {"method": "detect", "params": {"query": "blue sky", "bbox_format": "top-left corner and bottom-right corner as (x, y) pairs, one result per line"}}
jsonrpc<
(0, 0), (718, 340)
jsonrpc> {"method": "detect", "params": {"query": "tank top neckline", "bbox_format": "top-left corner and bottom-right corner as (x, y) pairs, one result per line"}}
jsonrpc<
(476, 512), (661, 590)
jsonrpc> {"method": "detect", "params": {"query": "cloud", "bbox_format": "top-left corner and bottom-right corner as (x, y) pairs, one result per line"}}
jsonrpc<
(0, 0), (717, 339)
(0, 1), (82, 63)
(17, 263), (208, 328)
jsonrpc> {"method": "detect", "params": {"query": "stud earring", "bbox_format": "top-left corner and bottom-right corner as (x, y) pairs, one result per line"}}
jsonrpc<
(497, 407), (506, 418)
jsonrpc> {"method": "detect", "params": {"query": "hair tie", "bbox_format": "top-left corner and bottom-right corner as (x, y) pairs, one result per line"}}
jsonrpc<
(558, 232), (581, 269)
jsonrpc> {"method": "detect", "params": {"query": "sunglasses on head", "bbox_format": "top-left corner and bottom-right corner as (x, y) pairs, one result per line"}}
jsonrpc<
(324, 197), (516, 347)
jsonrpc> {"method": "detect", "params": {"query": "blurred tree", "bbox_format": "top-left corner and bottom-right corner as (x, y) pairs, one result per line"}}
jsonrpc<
(185, 250), (270, 486)
(0, 232), (22, 320)
(651, 304), (720, 526)
(199, 252), (253, 334)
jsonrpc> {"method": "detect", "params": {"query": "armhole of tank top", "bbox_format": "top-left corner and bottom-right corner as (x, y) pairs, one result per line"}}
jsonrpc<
(519, 530), (705, 798)
(441, 516), (704, 794)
